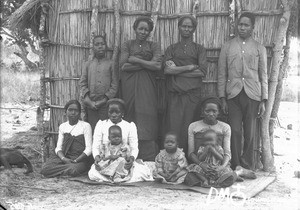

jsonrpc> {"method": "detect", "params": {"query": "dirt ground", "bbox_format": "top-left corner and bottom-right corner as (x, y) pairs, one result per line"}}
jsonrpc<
(0, 102), (299, 210)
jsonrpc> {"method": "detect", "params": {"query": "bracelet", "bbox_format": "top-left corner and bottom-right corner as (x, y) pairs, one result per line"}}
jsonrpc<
(61, 157), (65, 161)
(74, 159), (77, 163)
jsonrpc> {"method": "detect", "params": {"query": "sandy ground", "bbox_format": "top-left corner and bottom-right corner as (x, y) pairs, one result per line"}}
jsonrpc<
(0, 102), (299, 210)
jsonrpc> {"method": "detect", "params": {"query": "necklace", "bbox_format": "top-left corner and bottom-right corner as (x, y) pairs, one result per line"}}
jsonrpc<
(68, 122), (78, 134)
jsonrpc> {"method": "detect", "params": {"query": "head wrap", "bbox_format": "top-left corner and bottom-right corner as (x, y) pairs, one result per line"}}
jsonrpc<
(178, 15), (198, 28)
(133, 16), (154, 32)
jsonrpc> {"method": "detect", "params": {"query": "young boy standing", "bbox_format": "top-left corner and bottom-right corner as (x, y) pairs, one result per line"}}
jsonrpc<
(80, 35), (118, 131)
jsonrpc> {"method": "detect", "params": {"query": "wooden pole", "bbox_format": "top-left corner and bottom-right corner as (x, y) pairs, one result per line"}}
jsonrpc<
(229, 0), (235, 38)
(88, 0), (99, 61)
(235, 0), (242, 19)
(37, 1), (48, 163)
(112, 0), (120, 78)
(149, 0), (161, 41)
(261, 0), (294, 171)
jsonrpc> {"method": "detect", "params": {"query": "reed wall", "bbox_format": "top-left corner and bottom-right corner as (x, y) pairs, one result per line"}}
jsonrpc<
(44, 0), (282, 134)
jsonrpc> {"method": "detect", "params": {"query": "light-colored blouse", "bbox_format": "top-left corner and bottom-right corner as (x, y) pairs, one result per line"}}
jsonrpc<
(188, 120), (231, 159)
(55, 120), (93, 156)
(92, 119), (139, 159)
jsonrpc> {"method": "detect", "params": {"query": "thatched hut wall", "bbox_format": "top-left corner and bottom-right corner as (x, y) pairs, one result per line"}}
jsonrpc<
(43, 0), (282, 135)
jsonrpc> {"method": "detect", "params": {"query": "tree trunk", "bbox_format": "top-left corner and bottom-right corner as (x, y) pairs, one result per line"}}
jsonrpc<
(14, 50), (37, 71)
(269, 0), (297, 156)
(261, 0), (293, 171)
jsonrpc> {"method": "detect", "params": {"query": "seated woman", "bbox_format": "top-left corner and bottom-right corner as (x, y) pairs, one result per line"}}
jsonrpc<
(88, 98), (153, 183)
(185, 96), (256, 188)
(41, 100), (93, 177)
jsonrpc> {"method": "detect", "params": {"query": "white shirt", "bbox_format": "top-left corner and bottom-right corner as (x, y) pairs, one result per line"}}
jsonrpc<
(55, 120), (93, 156)
(93, 119), (139, 159)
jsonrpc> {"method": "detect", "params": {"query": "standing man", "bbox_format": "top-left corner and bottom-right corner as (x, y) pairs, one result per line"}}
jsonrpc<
(163, 15), (207, 155)
(218, 12), (268, 171)
(80, 35), (118, 131)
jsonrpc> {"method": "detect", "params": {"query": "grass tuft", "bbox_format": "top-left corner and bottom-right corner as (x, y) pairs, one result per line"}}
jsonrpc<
(1, 68), (40, 104)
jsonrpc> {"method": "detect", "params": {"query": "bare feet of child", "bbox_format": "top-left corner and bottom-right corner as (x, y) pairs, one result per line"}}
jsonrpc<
(235, 166), (257, 179)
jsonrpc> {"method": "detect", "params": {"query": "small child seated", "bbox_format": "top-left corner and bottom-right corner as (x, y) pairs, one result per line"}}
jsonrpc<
(95, 125), (131, 183)
(197, 129), (224, 166)
(153, 132), (188, 184)
(192, 129), (224, 187)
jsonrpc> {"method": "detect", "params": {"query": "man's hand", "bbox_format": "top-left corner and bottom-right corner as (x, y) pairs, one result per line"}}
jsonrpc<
(258, 101), (266, 118)
(220, 97), (228, 115)
(124, 156), (134, 170)
(83, 95), (97, 110)
(95, 98), (107, 109)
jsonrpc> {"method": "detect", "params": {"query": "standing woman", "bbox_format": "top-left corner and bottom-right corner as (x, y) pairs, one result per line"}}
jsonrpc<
(41, 100), (93, 177)
(119, 17), (162, 161)
(163, 15), (207, 155)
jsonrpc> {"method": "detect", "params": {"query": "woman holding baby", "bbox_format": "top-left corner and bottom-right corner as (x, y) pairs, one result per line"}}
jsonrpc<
(88, 98), (153, 183)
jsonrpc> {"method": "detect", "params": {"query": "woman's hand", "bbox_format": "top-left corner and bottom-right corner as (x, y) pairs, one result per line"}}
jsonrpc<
(124, 156), (134, 170)
(94, 155), (102, 165)
(62, 157), (73, 164)
(188, 64), (199, 71)
(128, 56), (140, 64)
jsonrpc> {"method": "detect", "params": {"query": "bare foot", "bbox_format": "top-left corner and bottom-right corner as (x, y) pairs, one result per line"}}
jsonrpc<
(236, 175), (244, 182)
(235, 166), (257, 179)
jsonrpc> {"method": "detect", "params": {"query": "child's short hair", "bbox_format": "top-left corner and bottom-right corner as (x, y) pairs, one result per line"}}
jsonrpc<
(164, 131), (178, 142)
(239, 12), (255, 26)
(108, 125), (122, 134)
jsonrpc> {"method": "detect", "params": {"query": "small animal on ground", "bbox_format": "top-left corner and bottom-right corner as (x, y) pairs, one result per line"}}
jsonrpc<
(0, 148), (33, 174)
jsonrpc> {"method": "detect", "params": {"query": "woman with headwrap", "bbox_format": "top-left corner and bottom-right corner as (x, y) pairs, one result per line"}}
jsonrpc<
(41, 100), (93, 177)
(163, 15), (207, 155)
(119, 16), (162, 161)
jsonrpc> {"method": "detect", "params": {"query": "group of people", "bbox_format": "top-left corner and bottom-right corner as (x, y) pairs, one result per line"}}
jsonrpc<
(41, 12), (268, 188)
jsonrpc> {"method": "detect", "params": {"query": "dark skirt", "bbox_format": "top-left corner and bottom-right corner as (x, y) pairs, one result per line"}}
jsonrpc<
(121, 70), (159, 160)
(40, 134), (93, 177)
(184, 163), (237, 188)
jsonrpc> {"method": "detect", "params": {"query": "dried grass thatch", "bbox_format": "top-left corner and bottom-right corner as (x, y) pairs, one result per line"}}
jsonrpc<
(8, 0), (43, 36)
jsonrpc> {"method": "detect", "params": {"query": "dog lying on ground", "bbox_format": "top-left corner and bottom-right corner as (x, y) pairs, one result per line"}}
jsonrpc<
(0, 148), (33, 174)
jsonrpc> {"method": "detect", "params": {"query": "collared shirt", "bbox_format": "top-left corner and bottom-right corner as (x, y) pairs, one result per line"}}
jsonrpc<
(55, 120), (92, 156)
(80, 57), (118, 101)
(92, 119), (139, 159)
(218, 37), (268, 101)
